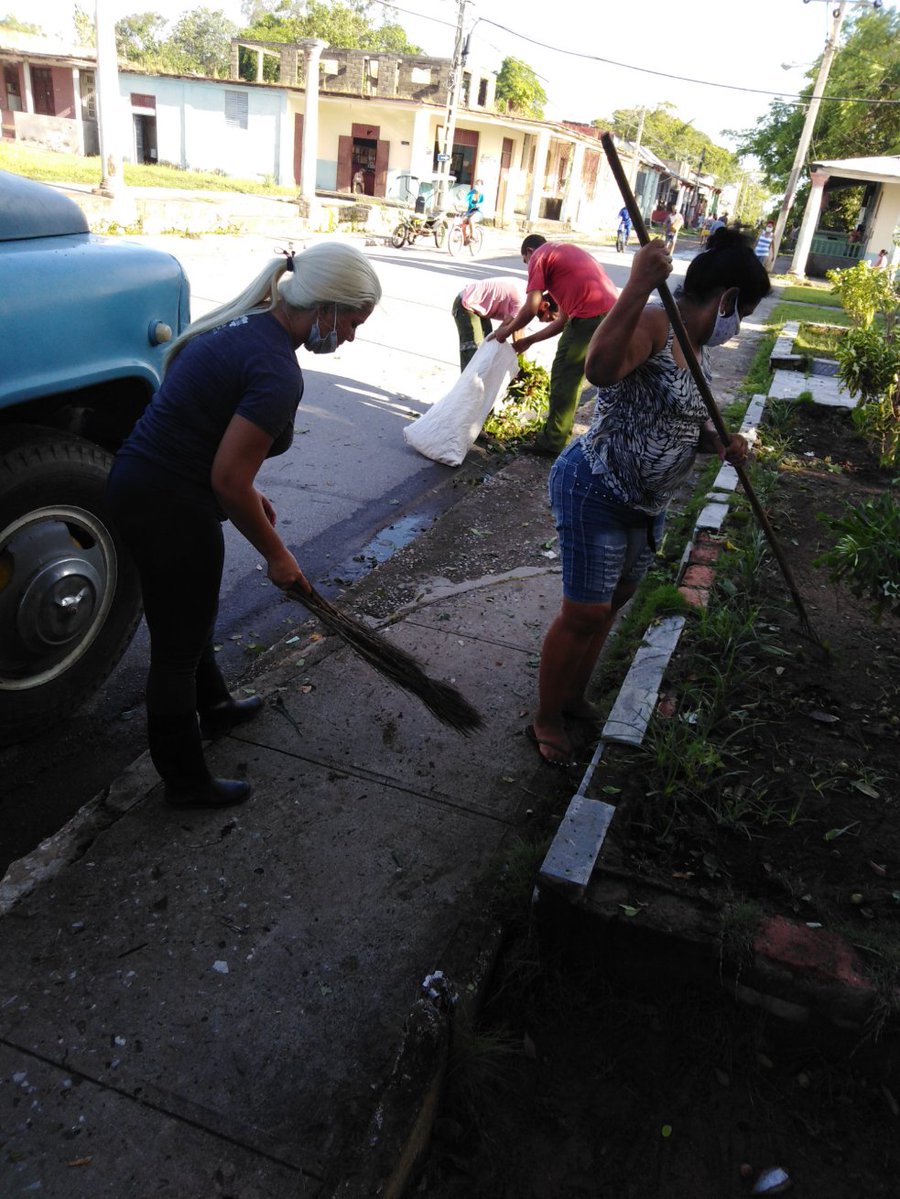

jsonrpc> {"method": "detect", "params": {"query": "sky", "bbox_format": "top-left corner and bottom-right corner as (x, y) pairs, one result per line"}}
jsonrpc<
(31, 0), (896, 153)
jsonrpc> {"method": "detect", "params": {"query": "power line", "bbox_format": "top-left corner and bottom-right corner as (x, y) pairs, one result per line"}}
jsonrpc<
(366, 0), (899, 107)
(366, 0), (458, 30)
(474, 15), (900, 107)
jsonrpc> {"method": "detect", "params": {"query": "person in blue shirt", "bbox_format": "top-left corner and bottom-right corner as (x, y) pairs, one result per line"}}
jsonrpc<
(466, 179), (484, 221)
(617, 206), (631, 237)
(107, 243), (381, 809)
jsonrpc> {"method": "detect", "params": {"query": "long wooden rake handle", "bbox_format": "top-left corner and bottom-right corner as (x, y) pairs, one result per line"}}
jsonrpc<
(600, 132), (819, 641)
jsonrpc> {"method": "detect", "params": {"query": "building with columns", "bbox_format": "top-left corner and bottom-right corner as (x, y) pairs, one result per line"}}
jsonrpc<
(789, 156), (900, 278)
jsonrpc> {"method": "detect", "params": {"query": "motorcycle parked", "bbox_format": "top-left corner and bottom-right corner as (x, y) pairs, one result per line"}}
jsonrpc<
(391, 197), (448, 249)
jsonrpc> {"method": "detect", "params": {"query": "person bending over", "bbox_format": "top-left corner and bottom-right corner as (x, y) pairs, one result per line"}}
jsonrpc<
(107, 243), (381, 807)
(493, 235), (618, 457)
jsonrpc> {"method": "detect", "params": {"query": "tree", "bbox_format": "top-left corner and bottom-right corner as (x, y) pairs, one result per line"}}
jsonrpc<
(168, 8), (238, 77)
(0, 13), (43, 32)
(597, 105), (741, 185)
(735, 8), (900, 193)
(73, 5), (95, 45)
(115, 11), (168, 64)
(239, 0), (421, 60)
(495, 57), (546, 118)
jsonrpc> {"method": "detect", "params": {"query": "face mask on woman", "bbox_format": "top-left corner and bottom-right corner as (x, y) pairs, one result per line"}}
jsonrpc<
(305, 304), (338, 354)
(707, 301), (741, 347)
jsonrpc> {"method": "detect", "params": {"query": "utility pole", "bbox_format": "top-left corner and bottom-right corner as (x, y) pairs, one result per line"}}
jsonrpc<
(770, 0), (847, 266)
(626, 106), (646, 193)
(93, 0), (125, 197)
(435, 0), (466, 212)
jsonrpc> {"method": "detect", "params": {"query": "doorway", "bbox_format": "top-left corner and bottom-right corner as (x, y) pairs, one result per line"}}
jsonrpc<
(133, 113), (158, 163)
(351, 136), (377, 196)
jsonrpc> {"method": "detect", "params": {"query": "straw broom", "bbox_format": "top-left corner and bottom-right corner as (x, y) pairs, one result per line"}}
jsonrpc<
(285, 582), (483, 734)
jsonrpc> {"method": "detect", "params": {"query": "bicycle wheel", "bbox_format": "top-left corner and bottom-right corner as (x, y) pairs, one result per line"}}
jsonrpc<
(467, 226), (484, 257)
(616, 229), (625, 253)
(390, 224), (407, 249)
(433, 220), (448, 249)
(447, 225), (464, 257)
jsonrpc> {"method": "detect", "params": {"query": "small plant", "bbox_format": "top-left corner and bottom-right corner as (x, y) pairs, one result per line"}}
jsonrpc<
(836, 325), (900, 405)
(826, 260), (897, 329)
(482, 357), (549, 443)
(815, 492), (900, 619)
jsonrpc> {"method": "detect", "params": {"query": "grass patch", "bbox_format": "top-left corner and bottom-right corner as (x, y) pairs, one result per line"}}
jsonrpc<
(740, 328), (778, 396)
(794, 322), (843, 359)
(0, 142), (296, 196)
(768, 301), (852, 327)
(778, 284), (843, 308)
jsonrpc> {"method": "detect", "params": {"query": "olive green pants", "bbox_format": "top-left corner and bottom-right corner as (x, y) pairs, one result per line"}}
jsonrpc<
(535, 313), (607, 455)
(452, 294), (493, 371)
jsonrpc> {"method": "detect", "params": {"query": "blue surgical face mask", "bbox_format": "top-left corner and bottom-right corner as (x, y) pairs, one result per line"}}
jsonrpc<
(707, 300), (741, 347)
(305, 304), (338, 354)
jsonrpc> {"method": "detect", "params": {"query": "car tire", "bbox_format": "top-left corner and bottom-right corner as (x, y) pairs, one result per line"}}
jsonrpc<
(0, 427), (142, 745)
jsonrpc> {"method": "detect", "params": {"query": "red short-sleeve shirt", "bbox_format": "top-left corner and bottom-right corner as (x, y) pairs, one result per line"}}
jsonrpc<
(526, 242), (618, 319)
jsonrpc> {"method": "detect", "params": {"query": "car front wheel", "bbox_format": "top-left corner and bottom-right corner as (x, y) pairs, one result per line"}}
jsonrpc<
(0, 428), (142, 744)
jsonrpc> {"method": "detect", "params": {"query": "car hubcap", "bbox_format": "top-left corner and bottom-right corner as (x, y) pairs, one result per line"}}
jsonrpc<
(0, 506), (116, 689)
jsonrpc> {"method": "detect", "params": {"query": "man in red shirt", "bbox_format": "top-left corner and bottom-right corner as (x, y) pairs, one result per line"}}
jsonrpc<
(494, 234), (618, 456)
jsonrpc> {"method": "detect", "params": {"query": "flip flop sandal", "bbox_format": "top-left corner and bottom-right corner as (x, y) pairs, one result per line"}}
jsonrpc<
(524, 724), (575, 770)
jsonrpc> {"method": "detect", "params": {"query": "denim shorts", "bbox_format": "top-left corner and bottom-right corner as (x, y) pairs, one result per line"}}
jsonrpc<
(548, 441), (666, 604)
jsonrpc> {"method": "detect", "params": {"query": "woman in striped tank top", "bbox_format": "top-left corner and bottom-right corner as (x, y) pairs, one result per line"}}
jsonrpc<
(526, 229), (770, 767)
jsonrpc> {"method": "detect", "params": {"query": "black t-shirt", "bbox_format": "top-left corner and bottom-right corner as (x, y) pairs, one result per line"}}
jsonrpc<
(121, 312), (303, 486)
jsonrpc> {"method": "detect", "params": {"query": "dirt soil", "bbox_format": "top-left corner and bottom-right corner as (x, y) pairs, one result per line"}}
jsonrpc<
(417, 404), (900, 1199)
(605, 403), (900, 934)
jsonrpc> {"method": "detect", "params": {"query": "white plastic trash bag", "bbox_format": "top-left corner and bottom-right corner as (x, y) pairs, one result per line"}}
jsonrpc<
(403, 339), (519, 467)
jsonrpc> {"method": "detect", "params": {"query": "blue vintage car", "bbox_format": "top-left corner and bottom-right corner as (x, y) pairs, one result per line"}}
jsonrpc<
(0, 170), (190, 742)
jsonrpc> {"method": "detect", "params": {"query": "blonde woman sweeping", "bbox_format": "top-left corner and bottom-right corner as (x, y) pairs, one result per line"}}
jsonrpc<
(107, 243), (381, 807)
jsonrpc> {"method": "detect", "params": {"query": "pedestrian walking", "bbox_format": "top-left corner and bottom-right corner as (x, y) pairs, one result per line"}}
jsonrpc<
(107, 243), (381, 808)
(452, 278), (556, 370)
(493, 235), (619, 456)
(525, 228), (770, 766)
(754, 220), (775, 268)
(663, 202), (685, 254)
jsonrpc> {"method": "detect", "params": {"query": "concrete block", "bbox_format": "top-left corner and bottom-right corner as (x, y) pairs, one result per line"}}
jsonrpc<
(711, 462), (739, 492)
(539, 796), (616, 894)
(602, 617), (686, 746)
(696, 500), (730, 530)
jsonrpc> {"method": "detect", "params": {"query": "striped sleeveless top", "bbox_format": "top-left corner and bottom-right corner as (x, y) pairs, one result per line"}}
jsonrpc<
(580, 326), (711, 514)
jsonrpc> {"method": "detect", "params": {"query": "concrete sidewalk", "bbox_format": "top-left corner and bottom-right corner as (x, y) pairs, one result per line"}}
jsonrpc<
(0, 290), (861, 1197)
(0, 454), (573, 1198)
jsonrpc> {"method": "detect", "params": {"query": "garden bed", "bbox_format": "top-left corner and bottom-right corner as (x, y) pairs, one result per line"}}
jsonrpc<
(591, 401), (899, 980)
(419, 402), (900, 1199)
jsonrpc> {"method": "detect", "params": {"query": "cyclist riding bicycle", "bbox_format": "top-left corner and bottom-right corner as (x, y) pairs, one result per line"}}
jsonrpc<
(465, 180), (484, 230)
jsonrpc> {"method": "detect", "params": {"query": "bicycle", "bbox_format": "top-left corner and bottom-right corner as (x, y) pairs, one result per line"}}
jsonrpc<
(615, 217), (631, 253)
(446, 211), (484, 258)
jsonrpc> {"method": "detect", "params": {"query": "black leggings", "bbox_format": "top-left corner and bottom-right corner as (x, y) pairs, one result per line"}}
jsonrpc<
(106, 456), (231, 725)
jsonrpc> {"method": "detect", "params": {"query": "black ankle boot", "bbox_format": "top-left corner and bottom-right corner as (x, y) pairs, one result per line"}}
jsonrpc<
(149, 712), (252, 808)
(198, 695), (264, 739)
(165, 777), (253, 808)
